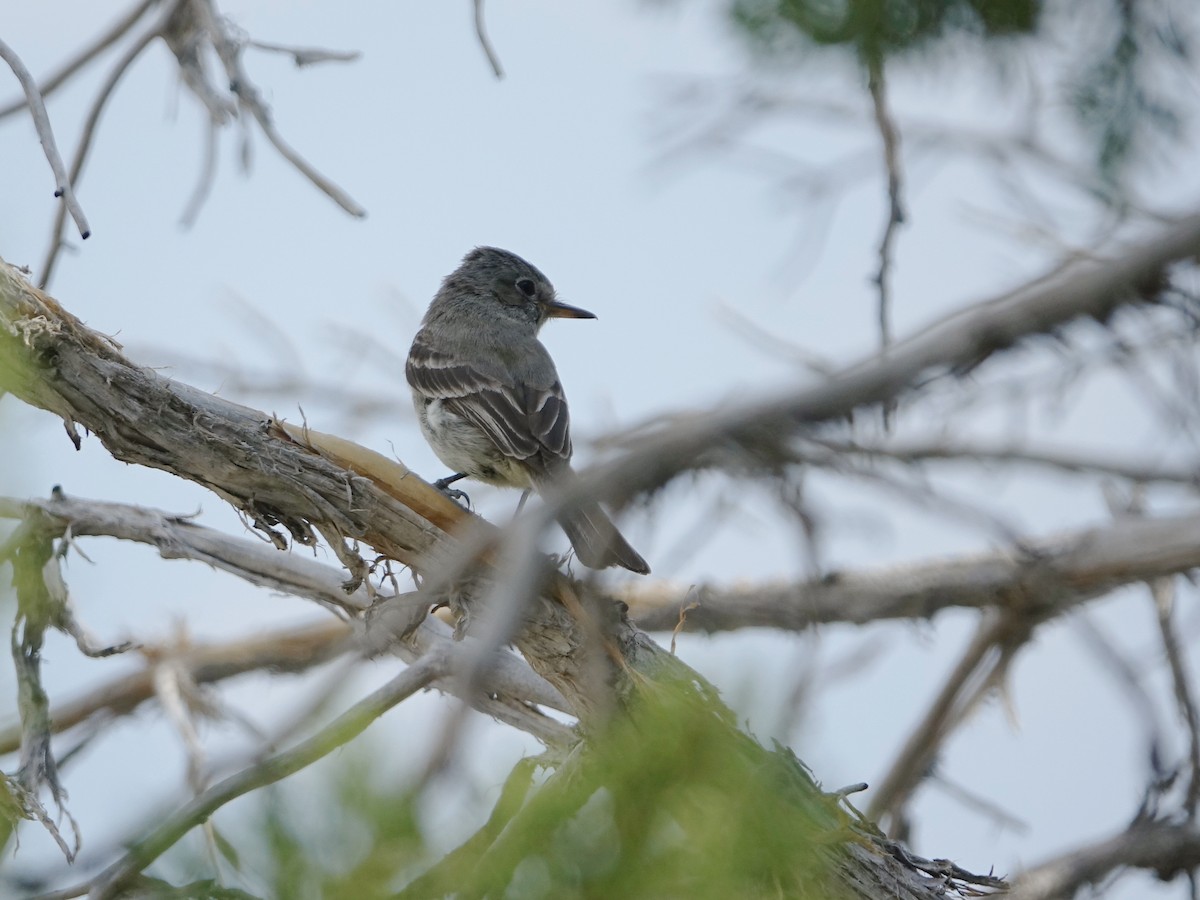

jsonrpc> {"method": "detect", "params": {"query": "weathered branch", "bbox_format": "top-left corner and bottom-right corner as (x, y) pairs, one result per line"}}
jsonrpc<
(188, 0), (367, 217)
(0, 0), (157, 120)
(0, 619), (350, 757)
(0, 491), (573, 751)
(1009, 819), (1200, 900)
(589, 211), (1200, 505)
(628, 511), (1200, 633)
(0, 259), (1001, 898)
(31, 0), (367, 285)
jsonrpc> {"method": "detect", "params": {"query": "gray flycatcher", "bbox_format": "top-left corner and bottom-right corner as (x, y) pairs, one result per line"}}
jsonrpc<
(406, 246), (651, 575)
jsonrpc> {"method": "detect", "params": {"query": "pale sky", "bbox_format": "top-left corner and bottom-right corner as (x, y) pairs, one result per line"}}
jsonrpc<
(2, 2), (1198, 897)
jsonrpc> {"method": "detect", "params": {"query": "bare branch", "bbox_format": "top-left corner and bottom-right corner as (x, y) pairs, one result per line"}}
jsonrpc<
(32, 0), (369, 283)
(0, 37), (91, 240)
(819, 437), (1200, 487)
(627, 511), (1200, 633)
(868, 611), (1028, 832)
(0, 0), (157, 120)
(0, 492), (370, 617)
(1009, 820), (1200, 900)
(0, 492), (573, 748)
(0, 620), (351, 756)
(587, 210), (1200, 507)
(0, 258), (1004, 900)
(38, 4), (172, 286)
(191, 0), (367, 217)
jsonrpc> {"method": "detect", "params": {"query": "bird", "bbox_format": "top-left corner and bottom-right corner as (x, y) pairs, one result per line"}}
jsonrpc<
(406, 246), (650, 575)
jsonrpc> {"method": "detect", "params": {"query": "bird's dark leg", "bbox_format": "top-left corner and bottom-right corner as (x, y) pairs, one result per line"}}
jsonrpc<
(433, 472), (471, 507)
(512, 489), (531, 521)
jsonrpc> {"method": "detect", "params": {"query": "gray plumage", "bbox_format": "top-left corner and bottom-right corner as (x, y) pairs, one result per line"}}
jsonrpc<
(406, 247), (650, 575)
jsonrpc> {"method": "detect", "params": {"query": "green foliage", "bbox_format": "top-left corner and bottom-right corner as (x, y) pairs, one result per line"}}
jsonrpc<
(164, 748), (428, 900)
(1066, 1), (1192, 191)
(723, 0), (1196, 197)
(729, 0), (1040, 65)
(163, 688), (857, 899)
(0, 774), (21, 856)
(407, 682), (855, 898)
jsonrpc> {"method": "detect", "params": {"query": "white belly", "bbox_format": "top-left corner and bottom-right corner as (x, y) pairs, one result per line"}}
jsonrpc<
(415, 396), (533, 489)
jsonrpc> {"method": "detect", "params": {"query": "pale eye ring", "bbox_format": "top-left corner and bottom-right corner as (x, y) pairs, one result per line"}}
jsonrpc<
(516, 277), (537, 298)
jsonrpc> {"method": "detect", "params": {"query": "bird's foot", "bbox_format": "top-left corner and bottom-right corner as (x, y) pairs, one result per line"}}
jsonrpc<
(443, 488), (471, 508)
(433, 474), (472, 509)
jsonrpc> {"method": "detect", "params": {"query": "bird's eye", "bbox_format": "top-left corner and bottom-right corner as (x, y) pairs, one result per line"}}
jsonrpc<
(516, 278), (537, 298)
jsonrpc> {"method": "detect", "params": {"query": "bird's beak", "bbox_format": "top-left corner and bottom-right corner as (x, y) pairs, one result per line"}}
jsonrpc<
(545, 299), (597, 320)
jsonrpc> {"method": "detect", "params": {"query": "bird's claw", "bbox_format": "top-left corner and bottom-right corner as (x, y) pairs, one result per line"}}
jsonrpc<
(433, 479), (472, 509)
(444, 488), (471, 508)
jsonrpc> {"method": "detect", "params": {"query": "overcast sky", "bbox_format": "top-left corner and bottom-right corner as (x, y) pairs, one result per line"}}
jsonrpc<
(3, 2), (1199, 897)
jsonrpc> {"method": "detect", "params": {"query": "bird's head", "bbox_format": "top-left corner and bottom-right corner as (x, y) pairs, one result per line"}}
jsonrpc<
(443, 246), (596, 330)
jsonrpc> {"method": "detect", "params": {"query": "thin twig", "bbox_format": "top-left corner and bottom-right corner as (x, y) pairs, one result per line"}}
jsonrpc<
(1071, 613), (1169, 773)
(193, 0), (366, 217)
(867, 611), (1030, 833)
(0, 0), (156, 120)
(473, 0), (504, 79)
(930, 770), (1029, 834)
(37, 4), (175, 286)
(247, 39), (360, 67)
(179, 114), (219, 227)
(819, 437), (1200, 487)
(1152, 578), (1200, 820)
(0, 37), (91, 240)
(866, 56), (904, 353)
(0, 619), (352, 756)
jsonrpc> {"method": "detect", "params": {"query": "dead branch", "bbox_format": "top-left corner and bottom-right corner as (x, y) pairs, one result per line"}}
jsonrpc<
(0, 620), (351, 757)
(0, 260), (1003, 899)
(0, 37), (90, 240)
(0, 491), (573, 749)
(627, 510), (1200, 632)
(1009, 819), (1200, 900)
(37, 2), (177, 287)
(189, 0), (366, 217)
(0, 0), (157, 120)
(585, 209), (1200, 507)
(868, 610), (1029, 834)
(31, 0), (365, 286)
(817, 437), (1200, 487)
(246, 39), (361, 68)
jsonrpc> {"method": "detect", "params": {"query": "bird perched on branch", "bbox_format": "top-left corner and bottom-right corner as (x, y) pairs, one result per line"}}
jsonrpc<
(406, 246), (650, 575)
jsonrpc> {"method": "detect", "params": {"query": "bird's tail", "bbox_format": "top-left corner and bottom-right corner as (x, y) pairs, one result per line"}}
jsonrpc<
(558, 501), (650, 575)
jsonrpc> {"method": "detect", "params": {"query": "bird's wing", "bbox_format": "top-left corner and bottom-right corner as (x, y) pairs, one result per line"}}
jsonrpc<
(406, 332), (572, 467)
